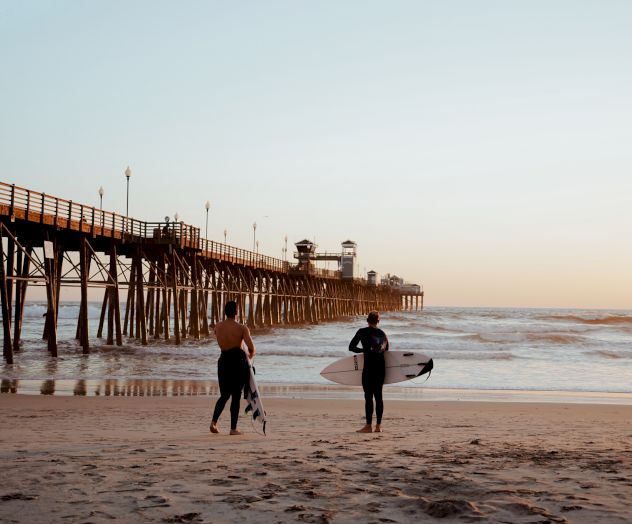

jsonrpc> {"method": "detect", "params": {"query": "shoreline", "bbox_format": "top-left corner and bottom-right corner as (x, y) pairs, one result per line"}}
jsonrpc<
(2, 377), (632, 405)
(1, 394), (631, 522)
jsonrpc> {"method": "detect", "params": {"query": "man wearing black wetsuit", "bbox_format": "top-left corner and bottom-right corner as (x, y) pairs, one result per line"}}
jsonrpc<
(349, 311), (389, 433)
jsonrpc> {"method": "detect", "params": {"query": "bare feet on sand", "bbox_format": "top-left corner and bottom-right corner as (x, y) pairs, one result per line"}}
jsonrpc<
(356, 424), (373, 433)
(374, 424), (383, 433)
(210, 422), (219, 434)
(230, 429), (242, 435)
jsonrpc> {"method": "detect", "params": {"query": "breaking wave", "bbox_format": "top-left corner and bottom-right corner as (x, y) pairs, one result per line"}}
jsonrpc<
(544, 314), (632, 326)
(433, 351), (514, 361)
(590, 350), (630, 360)
(451, 332), (586, 345)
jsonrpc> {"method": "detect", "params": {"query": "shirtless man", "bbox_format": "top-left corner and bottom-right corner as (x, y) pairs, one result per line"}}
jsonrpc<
(210, 301), (256, 435)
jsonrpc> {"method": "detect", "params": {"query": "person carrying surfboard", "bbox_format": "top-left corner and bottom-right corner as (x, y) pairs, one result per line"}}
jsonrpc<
(210, 301), (256, 436)
(349, 311), (389, 433)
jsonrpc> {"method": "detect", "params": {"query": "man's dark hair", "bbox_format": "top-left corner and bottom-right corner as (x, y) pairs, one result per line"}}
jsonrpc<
(224, 301), (238, 319)
(367, 311), (380, 325)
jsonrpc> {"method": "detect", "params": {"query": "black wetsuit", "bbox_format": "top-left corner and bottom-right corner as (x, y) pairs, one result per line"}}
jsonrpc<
(212, 347), (249, 430)
(349, 327), (389, 425)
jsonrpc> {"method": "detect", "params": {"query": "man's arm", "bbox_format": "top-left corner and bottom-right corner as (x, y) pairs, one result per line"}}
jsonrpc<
(349, 330), (363, 353)
(242, 326), (256, 359)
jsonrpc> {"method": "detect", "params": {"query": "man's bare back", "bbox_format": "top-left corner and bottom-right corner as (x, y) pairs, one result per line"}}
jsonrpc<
(214, 318), (256, 359)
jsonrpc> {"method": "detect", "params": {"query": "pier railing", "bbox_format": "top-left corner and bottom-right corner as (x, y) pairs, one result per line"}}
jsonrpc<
(200, 238), (289, 273)
(0, 182), (299, 272)
(0, 182), (202, 247)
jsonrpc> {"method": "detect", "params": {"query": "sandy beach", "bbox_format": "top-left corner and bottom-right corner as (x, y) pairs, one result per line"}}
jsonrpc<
(0, 394), (631, 523)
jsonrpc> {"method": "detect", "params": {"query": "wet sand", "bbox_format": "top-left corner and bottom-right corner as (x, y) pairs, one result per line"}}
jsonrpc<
(0, 394), (631, 523)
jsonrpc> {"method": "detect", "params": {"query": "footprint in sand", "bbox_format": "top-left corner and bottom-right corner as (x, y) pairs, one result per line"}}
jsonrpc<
(0, 492), (37, 501)
(284, 504), (307, 512)
(163, 512), (203, 523)
(210, 478), (232, 486)
(221, 494), (262, 504)
(135, 496), (170, 509)
(419, 498), (486, 520)
(144, 495), (169, 503)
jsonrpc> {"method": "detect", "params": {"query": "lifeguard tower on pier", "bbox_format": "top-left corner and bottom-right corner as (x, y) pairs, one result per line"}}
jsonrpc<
(293, 239), (318, 274)
(340, 240), (357, 280)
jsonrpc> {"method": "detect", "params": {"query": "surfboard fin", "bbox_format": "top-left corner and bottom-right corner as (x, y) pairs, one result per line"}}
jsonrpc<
(417, 358), (433, 378)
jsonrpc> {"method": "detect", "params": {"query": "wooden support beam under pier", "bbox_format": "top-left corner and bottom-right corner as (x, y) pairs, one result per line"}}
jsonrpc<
(0, 226), (14, 364)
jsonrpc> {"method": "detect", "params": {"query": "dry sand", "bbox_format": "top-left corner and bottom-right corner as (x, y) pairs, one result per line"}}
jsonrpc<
(0, 394), (631, 523)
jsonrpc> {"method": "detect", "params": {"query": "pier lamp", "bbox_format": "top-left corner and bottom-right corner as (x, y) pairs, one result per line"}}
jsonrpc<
(252, 222), (257, 251)
(174, 212), (179, 222)
(98, 186), (104, 209)
(205, 200), (210, 239)
(256, 240), (259, 254)
(124, 166), (131, 216)
(284, 234), (288, 261)
(224, 228), (227, 244)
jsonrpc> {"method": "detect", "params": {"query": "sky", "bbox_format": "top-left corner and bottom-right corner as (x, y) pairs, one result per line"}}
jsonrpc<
(1, 1), (631, 309)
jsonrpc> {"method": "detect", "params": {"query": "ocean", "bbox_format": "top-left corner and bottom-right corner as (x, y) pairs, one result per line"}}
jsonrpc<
(1, 303), (631, 401)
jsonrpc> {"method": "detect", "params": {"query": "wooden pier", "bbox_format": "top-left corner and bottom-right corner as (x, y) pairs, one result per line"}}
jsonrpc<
(0, 182), (424, 363)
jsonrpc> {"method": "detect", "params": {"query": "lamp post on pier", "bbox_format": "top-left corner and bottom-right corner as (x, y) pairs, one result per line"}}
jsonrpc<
(124, 166), (131, 217)
(252, 222), (257, 251)
(98, 186), (104, 228)
(224, 228), (227, 244)
(284, 235), (288, 261)
(205, 200), (210, 239)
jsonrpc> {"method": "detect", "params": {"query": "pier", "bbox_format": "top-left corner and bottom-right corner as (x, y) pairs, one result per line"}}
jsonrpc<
(0, 182), (423, 363)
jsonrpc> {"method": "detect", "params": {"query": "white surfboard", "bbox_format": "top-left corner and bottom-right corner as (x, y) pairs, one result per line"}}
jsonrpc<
(320, 351), (433, 386)
(244, 359), (267, 434)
